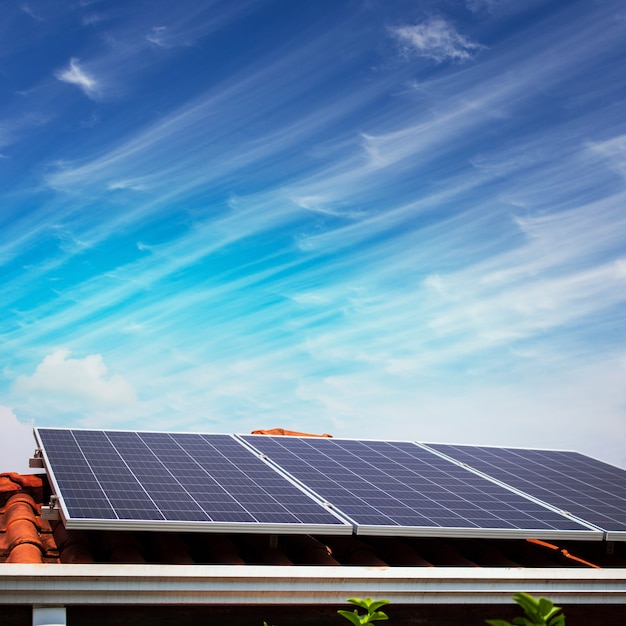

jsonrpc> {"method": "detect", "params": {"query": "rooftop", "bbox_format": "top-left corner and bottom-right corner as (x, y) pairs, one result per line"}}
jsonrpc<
(2, 430), (626, 626)
(2, 470), (625, 568)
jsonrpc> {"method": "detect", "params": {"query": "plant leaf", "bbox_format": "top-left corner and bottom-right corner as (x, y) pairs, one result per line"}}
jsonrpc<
(338, 609), (364, 626)
(347, 598), (369, 609)
(538, 597), (554, 617)
(513, 592), (540, 618)
(368, 610), (389, 622)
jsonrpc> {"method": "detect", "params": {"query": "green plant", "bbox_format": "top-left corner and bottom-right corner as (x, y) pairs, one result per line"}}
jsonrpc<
(486, 592), (565, 626)
(337, 597), (390, 625)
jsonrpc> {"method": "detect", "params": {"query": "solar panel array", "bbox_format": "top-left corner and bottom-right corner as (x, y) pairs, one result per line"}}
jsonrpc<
(425, 443), (626, 541)
(35, 428), (622, 540)
(241, 435), (596, 539)
(35, 429), (351, 533)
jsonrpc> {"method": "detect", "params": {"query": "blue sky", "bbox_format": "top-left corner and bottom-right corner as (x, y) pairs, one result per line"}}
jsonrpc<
(2, 0), (626, 472)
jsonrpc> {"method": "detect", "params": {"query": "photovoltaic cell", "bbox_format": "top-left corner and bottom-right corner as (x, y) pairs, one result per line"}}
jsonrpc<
(425, 443), (626, 540)
(241, 435), (597, 539)
(35, 428), (351, 533)
(37, 428), (616, 540)
(35, 428), (118, 521)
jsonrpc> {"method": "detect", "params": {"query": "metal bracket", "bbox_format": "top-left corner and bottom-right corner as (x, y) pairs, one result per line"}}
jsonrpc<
(29, 449), (45, 469)
(42, 495), (61, 521)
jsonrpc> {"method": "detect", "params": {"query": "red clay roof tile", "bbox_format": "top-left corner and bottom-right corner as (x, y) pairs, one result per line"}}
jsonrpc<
(3, 494), (44, 564)
(251, 428), (333, 437)
(0, 472), (44, 508)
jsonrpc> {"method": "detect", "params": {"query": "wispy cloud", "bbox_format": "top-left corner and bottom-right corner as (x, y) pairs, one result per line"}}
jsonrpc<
(107, 178), (149, 191)
(20, 4), (43, 21)
(55, 58), (99, 98)
(465, 0), (511, 14)
(0, 112), (51, 150)
(1, 1), (626, 470)
(146, 26), (172, 48)
(391, 17), (485, 63)
(588, 134), (626, 177)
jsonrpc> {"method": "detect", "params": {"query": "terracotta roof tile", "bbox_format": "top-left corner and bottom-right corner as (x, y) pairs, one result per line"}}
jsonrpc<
(102, 531), (148, 563)
(0, 473), (58, 564)
(53, 524), (95, 564)
(250, 428), (333, 437)
(280, 535), (339, 565)
(149, 532), (195, 565)
(0, 472), (44, 508)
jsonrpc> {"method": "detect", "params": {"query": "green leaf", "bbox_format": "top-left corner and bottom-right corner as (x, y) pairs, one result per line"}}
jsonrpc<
(338, 609), (364, 626)
(346, 598), (389, 612)
(538, 598), (554, 617)
(545, 605), (563, 619)
(368, 610), (390, 622)
(489, 593), (566, 626)
(347, 598), (367, 607)
(513, 592), (541, 619)
(340, 598), (390, 625)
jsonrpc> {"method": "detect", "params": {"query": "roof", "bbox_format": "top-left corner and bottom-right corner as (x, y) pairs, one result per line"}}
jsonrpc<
(2, 426), (626, 626)
(1, 471), (626, 626)
(2, 470), (625, 570)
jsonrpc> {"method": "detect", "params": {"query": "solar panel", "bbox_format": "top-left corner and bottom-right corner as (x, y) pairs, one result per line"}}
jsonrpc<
(240, 435), (599, 540)
(35, 428), (351, 533)
(424, 443), (626, 541)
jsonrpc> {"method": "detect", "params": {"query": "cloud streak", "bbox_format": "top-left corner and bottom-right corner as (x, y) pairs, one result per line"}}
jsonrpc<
(391, 17), (484, 63)
(0, 1), (625, 470)
(55, 58), (99, 98)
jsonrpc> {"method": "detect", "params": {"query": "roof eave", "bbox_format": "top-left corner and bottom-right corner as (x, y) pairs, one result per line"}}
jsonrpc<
(1, 564), (625, 605)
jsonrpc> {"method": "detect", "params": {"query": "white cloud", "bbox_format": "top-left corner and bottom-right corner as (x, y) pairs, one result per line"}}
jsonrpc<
(146, 26), (170, 48)
(20, 4), (43, 21)
(294, 357), (626, 470)
(466, 0), (508, 13)
(391, 17), (485, 63)
(107, 178), (148, 191)
(12, 350), (136, 412)
(291, 194), (364, 218)
(589, 134), (626, 177)
(55, 58), (99, 98)
(81, 13), (106, 27)
(0, 406), (37, 474)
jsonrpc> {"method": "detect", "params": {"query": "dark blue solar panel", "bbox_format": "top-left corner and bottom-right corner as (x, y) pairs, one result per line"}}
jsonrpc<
(34, 428), (117, 520)
(425, 443), (626, 538)
(241, 436), (596, 538)
(36, 428), (350, 532)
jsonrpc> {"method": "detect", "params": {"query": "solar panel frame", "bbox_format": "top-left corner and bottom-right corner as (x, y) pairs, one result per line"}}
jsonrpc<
(239, 435), (601, 540)
(35, 428), (353, 534)
(422, 442), (626, 541)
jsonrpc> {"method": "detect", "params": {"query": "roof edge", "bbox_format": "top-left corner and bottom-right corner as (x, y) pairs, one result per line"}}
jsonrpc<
(1, 564), (625, 605)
